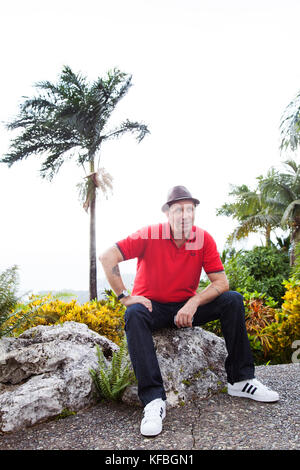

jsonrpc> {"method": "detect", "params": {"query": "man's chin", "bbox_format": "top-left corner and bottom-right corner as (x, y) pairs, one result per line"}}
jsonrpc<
(174, 225), (192, 239)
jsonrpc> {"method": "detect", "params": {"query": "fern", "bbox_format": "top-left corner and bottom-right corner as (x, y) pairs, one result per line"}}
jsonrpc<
(90, 336), (136, 401)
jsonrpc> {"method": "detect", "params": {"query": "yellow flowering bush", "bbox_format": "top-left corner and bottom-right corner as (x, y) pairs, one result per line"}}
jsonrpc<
(5, 292), (126, 345)
(264, 277), (300, 363)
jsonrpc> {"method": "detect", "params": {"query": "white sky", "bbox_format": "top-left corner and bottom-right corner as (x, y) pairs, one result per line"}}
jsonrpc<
(0, 0), (299, 294)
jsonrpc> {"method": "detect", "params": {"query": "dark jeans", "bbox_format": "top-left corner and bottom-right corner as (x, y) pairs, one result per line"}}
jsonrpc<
(124, 291), (255, 406)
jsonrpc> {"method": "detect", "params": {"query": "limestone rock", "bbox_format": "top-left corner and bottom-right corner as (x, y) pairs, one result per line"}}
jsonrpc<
(122, 326), (227, 407)
(0, 321), (118, 432)
(0, 321), (228, 432)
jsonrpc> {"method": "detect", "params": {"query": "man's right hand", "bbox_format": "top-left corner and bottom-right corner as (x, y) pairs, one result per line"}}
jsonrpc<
(120, 295), (153, 312)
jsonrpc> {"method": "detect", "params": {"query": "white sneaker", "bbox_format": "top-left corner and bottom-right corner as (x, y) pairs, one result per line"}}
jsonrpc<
(140, 398), (166, 436)
(228, 378), (279, 402)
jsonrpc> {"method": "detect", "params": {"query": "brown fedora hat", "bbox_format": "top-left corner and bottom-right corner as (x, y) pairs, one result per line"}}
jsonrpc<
(161, 185), (200, 212)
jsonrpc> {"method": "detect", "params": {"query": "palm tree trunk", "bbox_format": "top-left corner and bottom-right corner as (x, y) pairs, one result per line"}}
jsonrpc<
(265, 224), (271, 247)
(89, 159), (97, 300)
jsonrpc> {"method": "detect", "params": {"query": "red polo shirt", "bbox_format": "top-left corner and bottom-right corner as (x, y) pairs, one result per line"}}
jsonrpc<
(116, 222), (224, 303)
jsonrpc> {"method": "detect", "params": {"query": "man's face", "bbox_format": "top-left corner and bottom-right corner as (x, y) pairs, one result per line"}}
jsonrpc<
(166, 200), (195, 239)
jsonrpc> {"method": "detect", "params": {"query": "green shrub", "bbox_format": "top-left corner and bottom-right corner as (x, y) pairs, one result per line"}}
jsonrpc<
(224, 246), (290, 304)
(90, 337), (136, 401)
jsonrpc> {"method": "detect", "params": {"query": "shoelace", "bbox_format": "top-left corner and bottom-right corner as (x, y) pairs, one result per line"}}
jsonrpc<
(143, 401), (164, 422)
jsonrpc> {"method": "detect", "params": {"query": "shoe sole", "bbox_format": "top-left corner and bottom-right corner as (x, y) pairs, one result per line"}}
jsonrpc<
(141, 429), (162, 437)
(228, 390), (279, 402)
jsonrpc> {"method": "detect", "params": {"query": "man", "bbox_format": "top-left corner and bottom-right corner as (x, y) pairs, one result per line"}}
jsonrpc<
(99, 185), (279, 437)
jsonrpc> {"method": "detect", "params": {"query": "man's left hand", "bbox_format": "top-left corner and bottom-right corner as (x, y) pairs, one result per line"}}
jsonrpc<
(174, 298), (198, 328)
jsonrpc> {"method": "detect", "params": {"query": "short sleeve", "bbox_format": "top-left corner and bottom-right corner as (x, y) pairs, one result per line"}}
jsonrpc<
(202, 231), (224, 274)
(115, 226), (149, 260)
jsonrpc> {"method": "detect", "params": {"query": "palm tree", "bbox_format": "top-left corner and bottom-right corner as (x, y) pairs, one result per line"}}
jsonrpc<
(1, 66), (150, 299)
(216, 183), (281, 247)
(260, 160), (300, 265)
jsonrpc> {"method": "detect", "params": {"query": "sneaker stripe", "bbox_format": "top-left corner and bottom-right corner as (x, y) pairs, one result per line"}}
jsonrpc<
(241, 382), (257, 394)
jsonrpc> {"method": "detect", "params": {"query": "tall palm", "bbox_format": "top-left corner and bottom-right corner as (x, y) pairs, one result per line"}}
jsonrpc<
(260, 160), (300, 265)
(1, 66), (149, 299)
(216, 183), (281, 246)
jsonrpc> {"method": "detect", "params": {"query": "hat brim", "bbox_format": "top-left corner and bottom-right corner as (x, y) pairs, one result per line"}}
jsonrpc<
(161, 197), (200, 212)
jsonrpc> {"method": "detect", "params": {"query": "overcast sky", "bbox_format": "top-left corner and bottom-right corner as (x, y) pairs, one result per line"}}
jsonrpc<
(1, 0), (300, 295)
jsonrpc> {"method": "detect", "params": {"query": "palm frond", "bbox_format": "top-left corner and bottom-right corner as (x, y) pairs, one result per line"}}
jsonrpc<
(103, 119), (150, 143)
(281, 200), (300, 225)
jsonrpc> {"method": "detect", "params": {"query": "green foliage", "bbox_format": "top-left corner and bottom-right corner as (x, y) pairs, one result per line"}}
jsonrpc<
(242, 290), (278, 308)
(201, 318), (222, 337)
(90, 337), (136, 402)
(100, 289), (123, 309)
(224, 246), (290, 304)
(223, 252), (253, 291)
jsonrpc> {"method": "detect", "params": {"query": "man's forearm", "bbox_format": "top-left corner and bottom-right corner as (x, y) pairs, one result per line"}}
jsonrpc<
(188, 281), (228, 308)
(105, 263), (127, 296)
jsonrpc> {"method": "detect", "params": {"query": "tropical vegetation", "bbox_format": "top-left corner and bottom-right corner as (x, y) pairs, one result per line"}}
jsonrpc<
(222, 245), (290, 305)
(216, 182), (280, 247)
(259, 160), (300, 265)
(217, 159), (300, 266)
